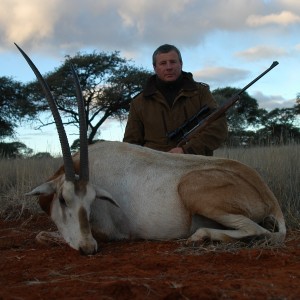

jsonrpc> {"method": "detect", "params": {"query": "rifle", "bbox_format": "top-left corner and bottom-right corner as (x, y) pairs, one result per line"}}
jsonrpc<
(167, 61), (279, 147)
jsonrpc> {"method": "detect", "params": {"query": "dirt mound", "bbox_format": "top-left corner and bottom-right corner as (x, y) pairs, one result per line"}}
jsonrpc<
(1, 214), (300, 299)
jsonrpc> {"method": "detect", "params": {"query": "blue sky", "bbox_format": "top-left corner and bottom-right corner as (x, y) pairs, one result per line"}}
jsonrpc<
(0, 0), (299, 153)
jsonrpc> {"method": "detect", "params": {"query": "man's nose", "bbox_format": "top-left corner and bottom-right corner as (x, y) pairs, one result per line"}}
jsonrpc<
(166, 62), (172, 68)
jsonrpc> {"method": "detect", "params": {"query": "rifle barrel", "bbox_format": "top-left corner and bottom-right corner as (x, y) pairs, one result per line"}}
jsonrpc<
(235, 61), (278, 95)
(177, 61), (279, 147)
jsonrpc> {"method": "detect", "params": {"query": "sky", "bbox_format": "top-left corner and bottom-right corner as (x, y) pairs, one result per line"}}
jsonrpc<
(0, 0), (299, 154)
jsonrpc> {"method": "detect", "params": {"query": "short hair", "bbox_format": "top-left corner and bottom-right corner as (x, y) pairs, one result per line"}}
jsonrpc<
(152, 44), (182, 66)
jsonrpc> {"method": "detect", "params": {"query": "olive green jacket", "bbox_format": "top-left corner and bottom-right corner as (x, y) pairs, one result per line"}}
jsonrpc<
(123, 72), (228, 155)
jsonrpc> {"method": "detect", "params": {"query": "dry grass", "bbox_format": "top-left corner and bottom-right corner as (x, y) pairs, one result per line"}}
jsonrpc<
(175, 229), (300, 255)
(215, 144), (300, 229)
(175, 240), (283, 255)
(0, 156), (62, 220)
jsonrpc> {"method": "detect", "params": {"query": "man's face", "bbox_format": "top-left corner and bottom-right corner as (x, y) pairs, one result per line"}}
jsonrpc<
(154, 50), (182, 82)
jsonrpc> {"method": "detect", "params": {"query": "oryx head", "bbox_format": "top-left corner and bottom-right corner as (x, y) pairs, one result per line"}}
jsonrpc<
(16, 44), (117, 255)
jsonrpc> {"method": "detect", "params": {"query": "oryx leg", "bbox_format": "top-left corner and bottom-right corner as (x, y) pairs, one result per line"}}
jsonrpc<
(188, 214), (271, 244)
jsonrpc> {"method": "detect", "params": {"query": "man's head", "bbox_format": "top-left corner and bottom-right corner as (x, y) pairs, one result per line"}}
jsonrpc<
(152, 44), (183, 82)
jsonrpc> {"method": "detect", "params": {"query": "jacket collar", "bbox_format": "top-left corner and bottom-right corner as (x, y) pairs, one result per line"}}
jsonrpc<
(143, 71), (198, 97)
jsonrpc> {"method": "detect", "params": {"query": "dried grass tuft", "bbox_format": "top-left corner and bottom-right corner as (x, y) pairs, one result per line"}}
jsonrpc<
(0, 156), (62, 219)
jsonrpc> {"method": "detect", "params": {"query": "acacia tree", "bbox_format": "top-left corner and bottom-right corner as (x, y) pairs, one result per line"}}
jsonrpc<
(0, 76), (36, 138)
(212, 87), (265, 146)
(212, 87), (264, 132)
(212, 88), (300, 145)
(257, 107), (300, 144)
(0, 76), (36, 157)
(0, 141), (33, 158)
(26, 51), (152, 144)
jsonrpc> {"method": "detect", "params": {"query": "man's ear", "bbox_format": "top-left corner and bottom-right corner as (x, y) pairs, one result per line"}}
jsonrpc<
(94, 187), (119, 208)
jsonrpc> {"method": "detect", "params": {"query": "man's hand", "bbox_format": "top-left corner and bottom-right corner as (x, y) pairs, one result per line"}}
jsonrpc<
(168, 147), (184, 154)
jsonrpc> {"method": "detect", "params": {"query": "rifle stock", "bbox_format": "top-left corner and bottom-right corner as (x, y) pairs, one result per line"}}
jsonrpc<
(177, 61), (279, 147)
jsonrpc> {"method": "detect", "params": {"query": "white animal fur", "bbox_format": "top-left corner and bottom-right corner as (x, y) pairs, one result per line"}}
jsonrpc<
(28, 141), (286, 254)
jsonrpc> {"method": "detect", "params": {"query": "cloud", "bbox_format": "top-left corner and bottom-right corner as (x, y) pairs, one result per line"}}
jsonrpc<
(235, 46), (287, 61)
(0, 0), (288, 55)
(251, 91), (295, 109)
(193, 67), (250, 89)
(0, 0), (60, 48)
(246, 10), (300, 27)
(295, 44), (300, 51)
(1, 0), (203, 56)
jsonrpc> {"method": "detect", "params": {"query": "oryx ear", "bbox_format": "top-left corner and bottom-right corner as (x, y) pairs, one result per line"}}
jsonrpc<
(94, 187), (119, 208)
(26, 181), (57, 196)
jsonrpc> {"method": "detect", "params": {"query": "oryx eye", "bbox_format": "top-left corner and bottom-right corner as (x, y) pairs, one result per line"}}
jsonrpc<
(59, 194), (67, 207)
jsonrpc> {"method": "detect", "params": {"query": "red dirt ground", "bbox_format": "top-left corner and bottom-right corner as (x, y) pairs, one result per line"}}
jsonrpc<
(1, 213), (300, 300)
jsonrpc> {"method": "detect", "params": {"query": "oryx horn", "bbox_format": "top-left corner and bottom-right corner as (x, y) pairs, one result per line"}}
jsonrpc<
(70, 64), (89, 182)
(15, 43), (76, 182)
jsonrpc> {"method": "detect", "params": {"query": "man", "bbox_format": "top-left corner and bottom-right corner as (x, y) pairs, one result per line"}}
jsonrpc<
(123, 44), (227, 155)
